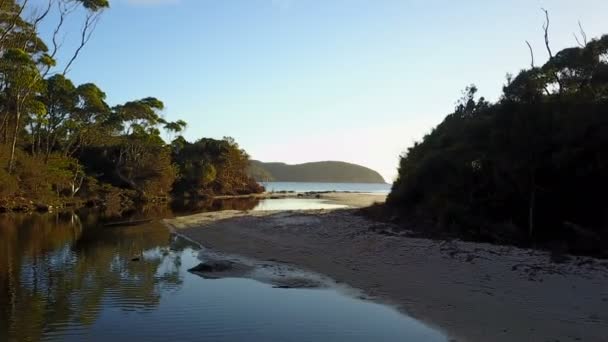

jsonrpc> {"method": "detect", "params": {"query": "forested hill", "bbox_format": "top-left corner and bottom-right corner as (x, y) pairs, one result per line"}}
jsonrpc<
(249, 161), (386, 183)
(387, 33), (608, 257)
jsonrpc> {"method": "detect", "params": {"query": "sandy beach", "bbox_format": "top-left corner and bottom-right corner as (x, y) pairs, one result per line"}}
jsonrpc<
(165, 193), (608, 342)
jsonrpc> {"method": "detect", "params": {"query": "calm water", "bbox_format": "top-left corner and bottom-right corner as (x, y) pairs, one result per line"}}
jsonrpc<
(0, 205), (446, 342)
(254, 198), (349, 211)
(261, 182), (392, 193)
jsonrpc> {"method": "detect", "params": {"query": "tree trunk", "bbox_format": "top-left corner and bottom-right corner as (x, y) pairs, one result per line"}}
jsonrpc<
(8, 107), (21, 174)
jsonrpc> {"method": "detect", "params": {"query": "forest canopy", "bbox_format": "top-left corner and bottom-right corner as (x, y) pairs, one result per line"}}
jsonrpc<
(0, 0), (262, 211)
(388, 32), (608, 256)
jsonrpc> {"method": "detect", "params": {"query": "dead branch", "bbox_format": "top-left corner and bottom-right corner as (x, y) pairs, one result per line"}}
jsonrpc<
(526, 40), (535, 68)
(540, 8), (563, 94)
(32, 0), (53, 28)
(63, 10), (102, 75)
(573, 34), (584, 48)
(578, 21), (588, 46)
(42, 0), (79, 77)
(573, 21), (588, 48)
(541, 8), (553, 59)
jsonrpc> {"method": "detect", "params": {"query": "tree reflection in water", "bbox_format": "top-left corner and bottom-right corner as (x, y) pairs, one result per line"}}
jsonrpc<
(0, 197), (259, 341)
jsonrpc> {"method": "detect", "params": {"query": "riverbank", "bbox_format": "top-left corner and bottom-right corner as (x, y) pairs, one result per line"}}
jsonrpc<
(164, 194), (608, 342)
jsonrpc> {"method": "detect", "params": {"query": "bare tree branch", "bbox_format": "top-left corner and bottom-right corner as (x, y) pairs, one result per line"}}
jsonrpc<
(526, 40), (535, 68)
(573, 21), (588, 48)
(42, 0), (79, 77)
(63, 10), (102, 75)
(50, 1), (68, 58)
(573, 33), (584, 48)
(541, 8), (553, 59)
(32, 0), (53, 28)
(540, 8), (564, 94)
(578, 20), (588, 46)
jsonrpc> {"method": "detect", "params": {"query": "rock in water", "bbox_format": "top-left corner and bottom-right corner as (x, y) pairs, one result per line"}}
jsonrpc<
(188, 261), (234, 273)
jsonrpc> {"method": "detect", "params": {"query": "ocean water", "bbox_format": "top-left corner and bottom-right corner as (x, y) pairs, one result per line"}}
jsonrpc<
(261, 182), (392, 193)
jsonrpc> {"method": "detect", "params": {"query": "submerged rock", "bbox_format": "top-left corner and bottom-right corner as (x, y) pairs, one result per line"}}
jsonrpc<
(188, 260), (234, 273)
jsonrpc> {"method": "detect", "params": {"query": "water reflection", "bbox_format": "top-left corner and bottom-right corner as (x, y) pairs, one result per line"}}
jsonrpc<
(0, 212), (179, 341)
(0, 201), (446, 342)
(95, 196), (261, 222)
(170, 197), (260, 216)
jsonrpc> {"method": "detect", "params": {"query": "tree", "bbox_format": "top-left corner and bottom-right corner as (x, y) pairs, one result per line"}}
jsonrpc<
(172, 137), (262, 197)
(0, 0), (263, 210)
(0, 0), (109, 172)
(388, 33), (608, 256)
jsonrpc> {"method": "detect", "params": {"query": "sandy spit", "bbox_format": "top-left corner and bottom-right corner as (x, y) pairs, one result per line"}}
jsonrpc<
(164, 195), (608, 342)
(214, 191), (387, 208)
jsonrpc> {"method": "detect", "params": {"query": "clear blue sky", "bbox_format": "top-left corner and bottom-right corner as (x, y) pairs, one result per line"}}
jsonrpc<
(40, 0), (608, 181)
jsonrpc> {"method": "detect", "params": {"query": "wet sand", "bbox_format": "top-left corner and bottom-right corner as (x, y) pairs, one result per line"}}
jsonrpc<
(165, 193), (608, 342)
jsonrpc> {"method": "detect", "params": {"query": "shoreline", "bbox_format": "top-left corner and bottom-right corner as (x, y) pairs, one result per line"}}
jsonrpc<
(0, 189), (386, 214)
(164, 193), (608, 342)
(214, 191), (388, 208)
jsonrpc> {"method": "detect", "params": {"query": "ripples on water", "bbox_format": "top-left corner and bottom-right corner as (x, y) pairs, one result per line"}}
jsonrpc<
(0, 203), (446, 342)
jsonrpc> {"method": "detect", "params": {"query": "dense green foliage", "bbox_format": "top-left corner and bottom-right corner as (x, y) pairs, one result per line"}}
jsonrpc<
(172, 137), (264, 196)
(388, 35), (608, 256)
(0, 0), (261, 211)
(250, 161), (386, 183)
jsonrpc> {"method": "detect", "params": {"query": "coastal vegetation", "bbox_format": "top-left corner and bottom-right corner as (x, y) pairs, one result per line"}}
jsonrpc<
(0, 0), (261, 212)
(388, 29), (608, 256)
(249, 160), (386, 184)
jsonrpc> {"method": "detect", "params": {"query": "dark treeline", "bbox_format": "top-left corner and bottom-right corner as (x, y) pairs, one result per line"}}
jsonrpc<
(388, 30), (608, 256)
(0, 0), (262, 211)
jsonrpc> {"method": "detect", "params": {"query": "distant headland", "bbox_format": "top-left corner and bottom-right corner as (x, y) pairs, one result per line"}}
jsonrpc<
(249, 160), (386, 184)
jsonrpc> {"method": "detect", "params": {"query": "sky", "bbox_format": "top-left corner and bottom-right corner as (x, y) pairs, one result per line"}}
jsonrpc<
(38, 0), (608, 181)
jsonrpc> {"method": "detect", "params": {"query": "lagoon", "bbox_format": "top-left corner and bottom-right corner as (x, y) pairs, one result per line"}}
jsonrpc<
(0, 207), (445, 342)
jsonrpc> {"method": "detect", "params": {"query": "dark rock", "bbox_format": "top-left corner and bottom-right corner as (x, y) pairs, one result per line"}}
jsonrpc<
(188, 261), (234, 273)
(131, 257), (141, 262)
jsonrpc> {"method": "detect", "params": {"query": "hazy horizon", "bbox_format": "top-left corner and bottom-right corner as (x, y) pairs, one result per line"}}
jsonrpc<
(40, 0), (608, 181)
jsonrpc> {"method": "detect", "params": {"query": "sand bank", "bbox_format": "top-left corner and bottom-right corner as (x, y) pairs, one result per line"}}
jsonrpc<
(165, 196), (608, 342)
